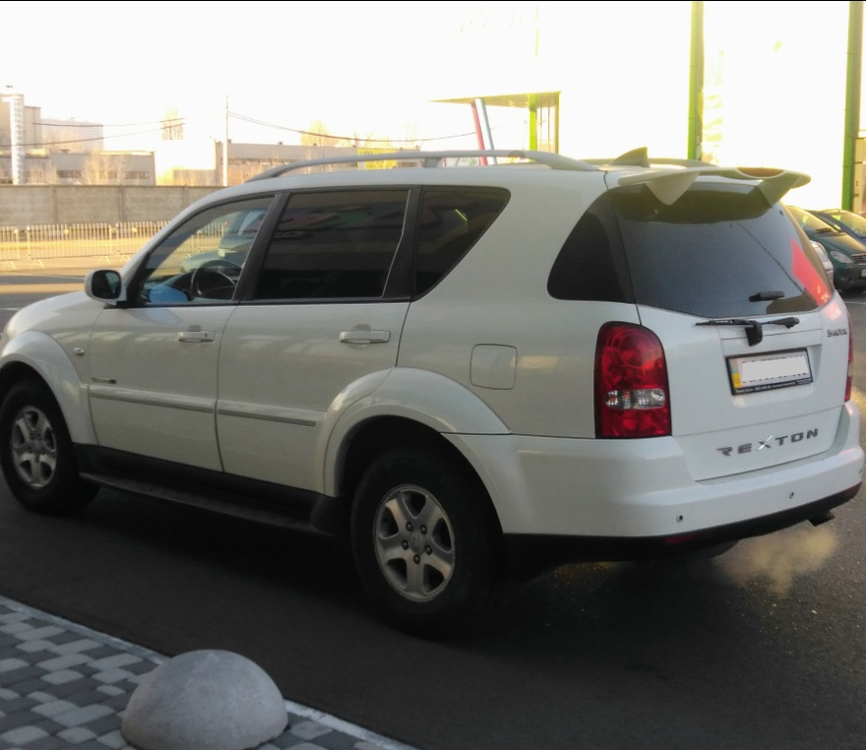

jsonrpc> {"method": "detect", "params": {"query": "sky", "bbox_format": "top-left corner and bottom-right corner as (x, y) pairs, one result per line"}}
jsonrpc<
(1, 0), (862, 207)
(1, 0), (492, 150)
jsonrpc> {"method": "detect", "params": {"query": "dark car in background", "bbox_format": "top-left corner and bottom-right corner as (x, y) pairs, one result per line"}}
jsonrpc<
(788, 205), (866, 293)
(809, 208), (866, 243)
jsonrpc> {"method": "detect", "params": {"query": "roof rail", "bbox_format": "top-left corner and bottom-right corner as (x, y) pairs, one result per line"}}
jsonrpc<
(246, 149), (599, 182)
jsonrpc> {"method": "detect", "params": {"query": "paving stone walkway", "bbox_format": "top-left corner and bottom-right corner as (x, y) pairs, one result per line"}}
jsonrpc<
(0, 596), (415, 750)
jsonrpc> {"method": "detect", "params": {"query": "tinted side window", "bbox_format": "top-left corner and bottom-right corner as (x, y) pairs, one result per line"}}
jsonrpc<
(253, 189), (409, 300)
(134, 196), (275, 305)
(547, 196), (629, 302)
(415, 187), (510, 295)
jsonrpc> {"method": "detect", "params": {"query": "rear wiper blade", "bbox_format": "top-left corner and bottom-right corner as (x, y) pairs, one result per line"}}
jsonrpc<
(748, 290), (784, 302)
(696, 316), (799, 346)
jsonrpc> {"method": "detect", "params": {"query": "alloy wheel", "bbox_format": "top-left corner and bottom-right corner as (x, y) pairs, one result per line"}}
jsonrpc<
(10, 405), (58, 490)
(373, 483), (455, 602)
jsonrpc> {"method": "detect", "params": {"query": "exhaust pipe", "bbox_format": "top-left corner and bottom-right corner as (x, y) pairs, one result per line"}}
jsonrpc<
(809, 510), (836, 527)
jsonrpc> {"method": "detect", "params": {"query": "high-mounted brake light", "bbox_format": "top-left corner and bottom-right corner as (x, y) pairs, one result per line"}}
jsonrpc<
(846, 312), (854, 402)
(595, 323), (671, 438)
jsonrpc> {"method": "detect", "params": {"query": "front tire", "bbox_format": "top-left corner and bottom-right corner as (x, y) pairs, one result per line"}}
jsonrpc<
(0, 379), (97, 514)
(351, 446), (509, 638)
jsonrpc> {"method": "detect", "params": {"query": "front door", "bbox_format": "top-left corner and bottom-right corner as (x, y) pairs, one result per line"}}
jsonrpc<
(87, 195), (276, 470)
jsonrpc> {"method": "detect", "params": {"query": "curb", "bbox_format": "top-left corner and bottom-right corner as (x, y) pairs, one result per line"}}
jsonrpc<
(0, 595), (418, 750)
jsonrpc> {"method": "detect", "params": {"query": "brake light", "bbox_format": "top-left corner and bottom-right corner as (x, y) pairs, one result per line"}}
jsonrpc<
(595, 323), (671, 438)
(846, 312), (854, 402)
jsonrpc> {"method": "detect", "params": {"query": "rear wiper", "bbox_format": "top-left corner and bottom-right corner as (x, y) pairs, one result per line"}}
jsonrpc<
(748, 290), (784, 302)
(696, 316), (800, 346)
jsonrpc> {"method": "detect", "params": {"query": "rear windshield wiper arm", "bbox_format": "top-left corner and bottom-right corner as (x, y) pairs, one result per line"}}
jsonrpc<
(696, 316), (799, 346)
(748, 290), (784, 302)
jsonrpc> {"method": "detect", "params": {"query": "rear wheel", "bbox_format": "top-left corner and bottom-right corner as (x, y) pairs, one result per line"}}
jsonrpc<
(0, 380), (97, 514)
(351, 447), (510, 638)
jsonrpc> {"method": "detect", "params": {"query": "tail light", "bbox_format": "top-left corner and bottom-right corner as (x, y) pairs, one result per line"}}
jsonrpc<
(595, 322), (671, 438)
(846, 312), (854, 402)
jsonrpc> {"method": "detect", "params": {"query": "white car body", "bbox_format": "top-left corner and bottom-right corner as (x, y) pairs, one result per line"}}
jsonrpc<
(1, 149), (861, 636)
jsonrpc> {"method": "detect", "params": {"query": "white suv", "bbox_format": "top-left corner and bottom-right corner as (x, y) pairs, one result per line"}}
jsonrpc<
(1, 149), (862, 637)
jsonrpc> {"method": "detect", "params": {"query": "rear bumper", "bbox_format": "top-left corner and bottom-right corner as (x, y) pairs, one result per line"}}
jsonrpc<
(447, 402), (864, 577)
(503, 483), (860, 579)
(834, 265), (866, 289)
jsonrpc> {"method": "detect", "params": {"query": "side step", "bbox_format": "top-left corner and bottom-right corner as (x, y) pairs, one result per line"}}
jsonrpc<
(80, 472), (328, 536)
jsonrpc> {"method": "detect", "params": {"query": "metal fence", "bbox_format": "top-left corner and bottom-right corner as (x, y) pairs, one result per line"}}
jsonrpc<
(0, 222), (167, 268)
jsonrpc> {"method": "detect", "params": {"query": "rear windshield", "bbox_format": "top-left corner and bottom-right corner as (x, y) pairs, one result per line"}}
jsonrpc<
(549, 181), (832, 317)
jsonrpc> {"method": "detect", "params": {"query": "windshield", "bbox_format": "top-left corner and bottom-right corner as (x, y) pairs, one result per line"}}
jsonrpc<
(825, 208), (866, 235)
(787, 205), (840, 235)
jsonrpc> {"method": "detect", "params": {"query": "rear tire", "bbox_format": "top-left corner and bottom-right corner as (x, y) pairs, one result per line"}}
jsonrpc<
(351, 446), (510, 638)
(0, 380), (97, 514)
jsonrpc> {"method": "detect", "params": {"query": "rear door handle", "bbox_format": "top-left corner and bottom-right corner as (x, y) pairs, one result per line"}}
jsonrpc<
(178, 330), (216, 343)
(339, 329), (391, 344)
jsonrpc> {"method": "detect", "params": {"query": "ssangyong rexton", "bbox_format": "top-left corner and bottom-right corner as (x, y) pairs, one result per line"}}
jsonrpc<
(0, 149), (861, 636)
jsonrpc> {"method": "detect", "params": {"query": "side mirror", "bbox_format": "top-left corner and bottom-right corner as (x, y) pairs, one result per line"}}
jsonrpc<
(85, 269), (126, 304)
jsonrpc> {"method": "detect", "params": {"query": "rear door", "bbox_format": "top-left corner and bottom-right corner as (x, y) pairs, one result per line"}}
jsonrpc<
(610, 180), (847, 481)
(216, 188), (411, 491)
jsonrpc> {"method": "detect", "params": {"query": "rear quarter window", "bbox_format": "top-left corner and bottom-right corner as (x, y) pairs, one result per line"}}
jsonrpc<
(414, 187), (510, 296)
(547, 196), (630, 303)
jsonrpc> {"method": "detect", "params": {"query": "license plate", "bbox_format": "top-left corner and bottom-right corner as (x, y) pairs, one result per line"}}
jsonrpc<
(727, 349), (812, 394)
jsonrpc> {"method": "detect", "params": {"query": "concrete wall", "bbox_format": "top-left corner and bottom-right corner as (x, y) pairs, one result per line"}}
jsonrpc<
(0, 185), (221, 227)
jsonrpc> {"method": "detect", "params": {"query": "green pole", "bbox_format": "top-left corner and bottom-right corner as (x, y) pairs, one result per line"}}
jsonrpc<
(687, 1), (704, 160)
(843, 2), (863, 210)
(529, 93), (538, 151)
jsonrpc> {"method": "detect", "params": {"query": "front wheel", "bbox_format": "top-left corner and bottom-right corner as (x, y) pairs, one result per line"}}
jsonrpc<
(0, 380), (97, 514)
(351, 447), (510, 638)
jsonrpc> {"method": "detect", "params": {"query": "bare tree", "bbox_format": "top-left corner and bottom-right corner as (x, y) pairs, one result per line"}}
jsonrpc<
(395, 123), (424, 151)
(300, 120), (338, 147)
(228, 162), (271, 184)
(80, 153), (128, 184)
(351, 130), (382, 148)
(159, 168), (217, 187)
(80, 152), (110, 184)
(28, 166), (57, 185)
(161, 107), (184, 140)
(299, 120), (412, 151)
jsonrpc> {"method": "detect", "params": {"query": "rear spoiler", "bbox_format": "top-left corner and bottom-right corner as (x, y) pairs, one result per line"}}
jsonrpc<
(600, 148), (810, 207)
(614, 166), (810, 207)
